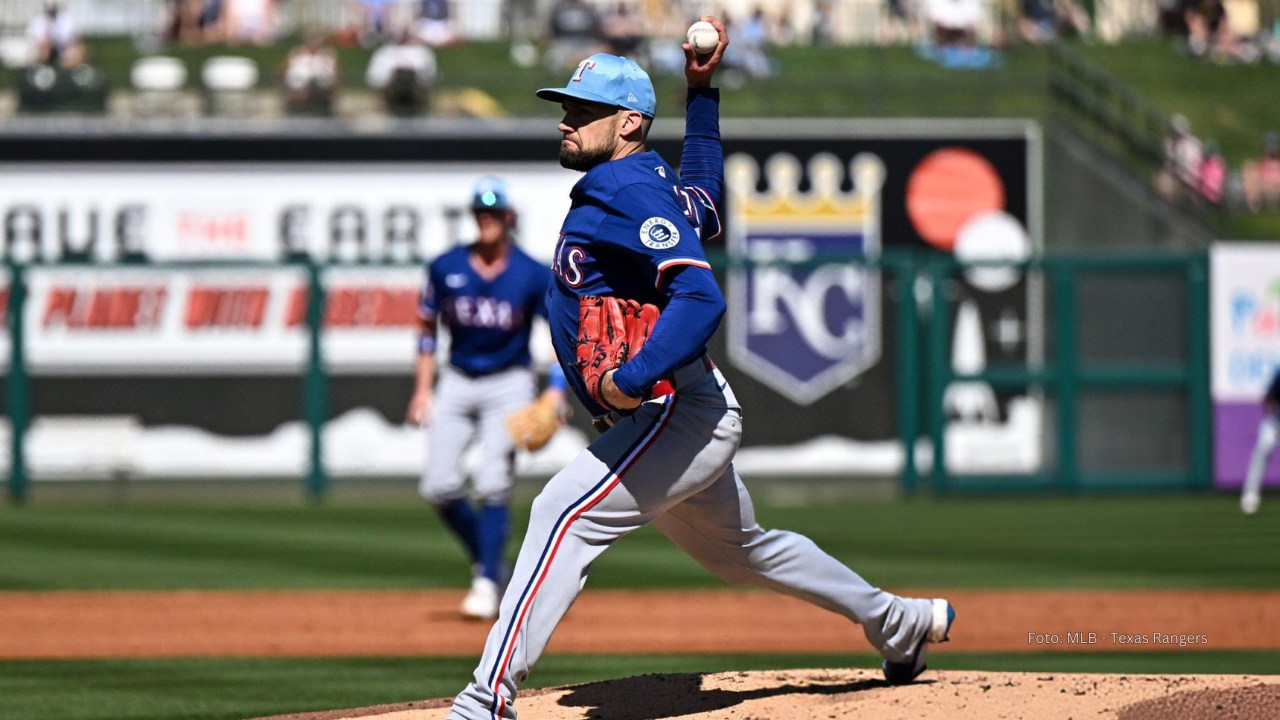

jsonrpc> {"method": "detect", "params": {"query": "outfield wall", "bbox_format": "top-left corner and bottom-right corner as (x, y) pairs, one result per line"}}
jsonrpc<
(0, 120), (1205, 489)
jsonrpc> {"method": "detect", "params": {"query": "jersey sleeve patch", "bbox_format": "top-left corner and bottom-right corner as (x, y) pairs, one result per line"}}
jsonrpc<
(639, 217), (681, 250)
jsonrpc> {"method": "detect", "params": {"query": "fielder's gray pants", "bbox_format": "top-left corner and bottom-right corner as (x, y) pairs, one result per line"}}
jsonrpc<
(419, 366), (535, 506)
(448, 363), (934, 720)
(1243, 414), (1278, 502)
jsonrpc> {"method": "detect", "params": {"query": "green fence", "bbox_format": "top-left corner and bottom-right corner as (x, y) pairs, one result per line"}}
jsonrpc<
(3, 250), (1211, 502)
(902, 252), (1211, 494)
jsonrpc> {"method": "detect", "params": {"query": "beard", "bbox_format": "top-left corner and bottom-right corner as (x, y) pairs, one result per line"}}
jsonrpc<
(559, 136), (617, 172)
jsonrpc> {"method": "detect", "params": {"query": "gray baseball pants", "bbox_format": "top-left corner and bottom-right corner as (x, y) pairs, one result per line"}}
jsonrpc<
(1243, 414), (1278, 503)
(447, 359), (935, 720)
(419, 366), (535, 506)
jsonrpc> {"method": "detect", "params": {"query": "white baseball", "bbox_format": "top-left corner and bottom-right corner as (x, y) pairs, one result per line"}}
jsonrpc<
(687, 21), (718, 54)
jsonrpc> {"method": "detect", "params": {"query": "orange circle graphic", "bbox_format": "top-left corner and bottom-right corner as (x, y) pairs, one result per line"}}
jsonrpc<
(905, 148), (1006, 252)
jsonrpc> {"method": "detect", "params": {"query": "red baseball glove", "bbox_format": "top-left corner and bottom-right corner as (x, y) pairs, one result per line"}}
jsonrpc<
(576, 295), (660, 410)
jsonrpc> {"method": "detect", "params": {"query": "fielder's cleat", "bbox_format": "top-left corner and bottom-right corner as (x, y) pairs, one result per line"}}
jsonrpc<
(460, 576), (500, 620)
(1242, 492), (1261, 515)
(883, 598), (955, 685)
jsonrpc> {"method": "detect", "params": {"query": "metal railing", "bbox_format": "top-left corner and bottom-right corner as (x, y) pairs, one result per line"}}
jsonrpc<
(1047, 42), (1228, 229)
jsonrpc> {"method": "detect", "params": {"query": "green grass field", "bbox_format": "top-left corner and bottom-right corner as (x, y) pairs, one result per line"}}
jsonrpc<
(3, 495), (1278, 591)
(1, 493), (1278, 719)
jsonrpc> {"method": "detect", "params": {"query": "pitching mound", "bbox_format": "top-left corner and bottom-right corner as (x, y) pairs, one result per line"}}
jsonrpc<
(261, 669), (1280, 720)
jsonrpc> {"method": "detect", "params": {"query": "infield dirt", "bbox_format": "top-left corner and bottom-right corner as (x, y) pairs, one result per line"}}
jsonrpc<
(3, 588), (1279, 657)
(7, 589), (1279, 719)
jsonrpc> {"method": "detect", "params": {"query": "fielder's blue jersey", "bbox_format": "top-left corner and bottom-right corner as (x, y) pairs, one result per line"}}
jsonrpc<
(548, 88), (726, 417)
(419, 244), (551, 376)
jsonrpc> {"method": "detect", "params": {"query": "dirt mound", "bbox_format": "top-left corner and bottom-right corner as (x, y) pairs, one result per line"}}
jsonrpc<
(259, 670), (1280, 720)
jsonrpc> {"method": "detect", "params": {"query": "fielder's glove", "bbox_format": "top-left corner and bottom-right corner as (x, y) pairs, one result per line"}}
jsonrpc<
(575, 295), (660, 411)
(506, 393), (566, 452)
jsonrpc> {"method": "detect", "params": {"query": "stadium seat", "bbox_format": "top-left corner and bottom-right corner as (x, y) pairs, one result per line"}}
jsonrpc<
(0, 35), (35, 69)
(200, 55), (261, 117)
(130, 56), (189, 117)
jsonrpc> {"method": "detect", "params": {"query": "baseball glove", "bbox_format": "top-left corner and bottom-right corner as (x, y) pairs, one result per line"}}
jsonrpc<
(576, 295), (660, 410)
(506, 394), (564, 452)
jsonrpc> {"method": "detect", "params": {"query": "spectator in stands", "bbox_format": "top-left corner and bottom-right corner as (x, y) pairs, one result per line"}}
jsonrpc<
(366, 28), (438, 117)
(416, 0), (461, 48)
(878, 0), (916, 45)
(1158, 0), (1191, 38)
(925, 0), (983, 48)
(1197, 140), (1227, 205)
(734, 7), (778, 77)
(1167, 114), (1204, 187)
(544, 0), (605, 69)
(1155, 113), (1205, 201)
(27, 0), (85, 68)
(1018, 0), (1059, 42)
(1018, 0), (1090, 43)
(1218, 0), (1263, 62)
(198, 0), (226, 42)
(222, 0), (278, 46)
(813, 0), (837, 45)
(601, 2), (646, 58)
(1243, 132), (1280, 211)
(353, 0), (398, 45)
(164, 0), (201, 44)
(282, 33), (340, 116)
(1184, 0), (1227, 56)
(919, 0), (1000, 68)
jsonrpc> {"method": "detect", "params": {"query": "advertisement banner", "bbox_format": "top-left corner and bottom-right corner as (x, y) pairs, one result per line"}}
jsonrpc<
(0, 163), (573, 265)
(1211, 242), (1280, 488)
(0, 123), (1040, 466)
(7, 266), (427, 374)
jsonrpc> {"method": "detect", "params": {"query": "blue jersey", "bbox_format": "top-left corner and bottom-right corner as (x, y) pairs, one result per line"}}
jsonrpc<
(419, 243), (551, 376)
(548, 88), (726, 417)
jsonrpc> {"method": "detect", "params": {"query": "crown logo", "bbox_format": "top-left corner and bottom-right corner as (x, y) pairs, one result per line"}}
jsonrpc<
(726, 153), (885, 228)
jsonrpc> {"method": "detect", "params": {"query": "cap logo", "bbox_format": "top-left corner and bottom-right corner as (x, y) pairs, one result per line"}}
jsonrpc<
(571, 60), (596, 83)
(627, 92), (638, 103)
(639, 217), (680, 250)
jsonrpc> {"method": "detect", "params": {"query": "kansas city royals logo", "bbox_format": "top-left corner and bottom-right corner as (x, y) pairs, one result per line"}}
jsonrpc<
(639, 217), (680, 250)
(727, 153), (886, 405)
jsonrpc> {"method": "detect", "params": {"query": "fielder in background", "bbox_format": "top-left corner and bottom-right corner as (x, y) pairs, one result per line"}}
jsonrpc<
(1241, 367), (1280, 515)
(407, 176), (568, 620)
(446, 18), (954, 720)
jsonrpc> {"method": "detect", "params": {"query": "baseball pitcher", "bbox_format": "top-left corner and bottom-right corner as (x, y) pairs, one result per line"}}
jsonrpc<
(446, 18), (955, 720)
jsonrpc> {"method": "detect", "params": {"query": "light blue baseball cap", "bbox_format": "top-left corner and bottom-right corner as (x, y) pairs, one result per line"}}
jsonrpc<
(536, 53), (656, 118)
(471, 176), (512, 211)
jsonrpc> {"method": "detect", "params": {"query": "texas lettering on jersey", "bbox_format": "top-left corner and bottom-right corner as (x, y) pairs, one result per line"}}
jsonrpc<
(443, 295), (521, 330)
(419, 243), (551, 376)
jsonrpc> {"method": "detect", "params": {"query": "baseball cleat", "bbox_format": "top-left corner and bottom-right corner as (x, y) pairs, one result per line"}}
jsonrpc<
(1242, 492), (1261, 515)
(460, 576), (500, 620)
(883, 598), (955, 685)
